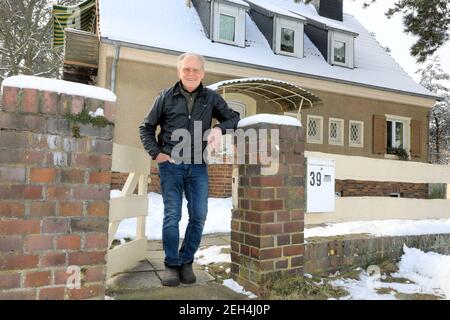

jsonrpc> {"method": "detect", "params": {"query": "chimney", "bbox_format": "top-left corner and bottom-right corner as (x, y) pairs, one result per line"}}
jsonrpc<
(311, 0), (343, 21)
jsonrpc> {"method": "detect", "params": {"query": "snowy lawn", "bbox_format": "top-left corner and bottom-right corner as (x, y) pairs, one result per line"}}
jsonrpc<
(329, 245), (450, 300)
(193, 244), (450, 300)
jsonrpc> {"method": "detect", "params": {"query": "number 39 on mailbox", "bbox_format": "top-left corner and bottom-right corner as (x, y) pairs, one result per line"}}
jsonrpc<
(306, 157), (335, 213)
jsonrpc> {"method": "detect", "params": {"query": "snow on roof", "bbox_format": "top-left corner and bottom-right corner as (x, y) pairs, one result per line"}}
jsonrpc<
(237, 113), (301, 127)
(270, 0), (357, 34)
(2, 75), (117, 102)
(98, 0), (435, 99)
(245, 0), (306, 20)
(223, 0), (250, 8)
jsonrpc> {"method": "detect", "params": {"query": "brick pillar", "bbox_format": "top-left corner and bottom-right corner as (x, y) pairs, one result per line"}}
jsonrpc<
(0, 78), (115, 300)
(230, 122), (305, 295)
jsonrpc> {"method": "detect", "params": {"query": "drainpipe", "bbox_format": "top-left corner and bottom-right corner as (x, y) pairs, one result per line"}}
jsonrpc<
(210, 0), (215, 40)
(110, 44), (121, 93)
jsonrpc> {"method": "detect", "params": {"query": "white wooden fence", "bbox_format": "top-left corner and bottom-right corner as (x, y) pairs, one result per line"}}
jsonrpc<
(107, 143), (150, 278)
(304, 151), (450, 225)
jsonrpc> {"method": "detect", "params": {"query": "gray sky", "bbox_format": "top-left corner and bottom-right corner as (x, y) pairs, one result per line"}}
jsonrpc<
(343, 0), (450, 83)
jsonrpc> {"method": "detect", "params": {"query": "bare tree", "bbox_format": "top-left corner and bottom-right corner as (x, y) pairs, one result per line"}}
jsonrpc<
(0, 0), (79, 87)
(417, 57), (450, 164)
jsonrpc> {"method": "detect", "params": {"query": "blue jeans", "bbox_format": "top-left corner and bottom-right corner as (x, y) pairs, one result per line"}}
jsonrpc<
(158, 162), (208, 267)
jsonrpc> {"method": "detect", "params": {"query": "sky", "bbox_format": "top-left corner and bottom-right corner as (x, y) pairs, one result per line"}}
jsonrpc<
(343, 0), (450, 83)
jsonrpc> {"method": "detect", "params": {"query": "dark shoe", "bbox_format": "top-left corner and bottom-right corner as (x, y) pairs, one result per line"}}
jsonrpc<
(180, 263), (196, 284)
(161, 266), (180, 286)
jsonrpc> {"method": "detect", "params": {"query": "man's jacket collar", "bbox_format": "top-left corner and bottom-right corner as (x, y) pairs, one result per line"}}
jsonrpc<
(173, 81), (206, 97)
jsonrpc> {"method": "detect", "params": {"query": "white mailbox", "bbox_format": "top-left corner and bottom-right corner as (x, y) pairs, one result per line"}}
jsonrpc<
(307, 157), (335, 213)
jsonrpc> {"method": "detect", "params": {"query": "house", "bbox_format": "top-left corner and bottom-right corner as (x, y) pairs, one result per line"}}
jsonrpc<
(57, 0), (439, 199)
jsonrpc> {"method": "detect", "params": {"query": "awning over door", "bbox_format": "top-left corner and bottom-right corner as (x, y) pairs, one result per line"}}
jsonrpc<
(208, 78), (323, 113)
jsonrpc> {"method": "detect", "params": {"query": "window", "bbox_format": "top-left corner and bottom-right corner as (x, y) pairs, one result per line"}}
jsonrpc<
(307, 115), (323, 144)
(333, 40), (346, 64)
(275, 17), (304, 58)
(329, 118), (344, 146)
(219, 14), (235, 42)
(330, 31), (354, 68)
(385, 115), (411, 156)
(387, 120), (404, 150)
(212, 2), (246, 47)
(349, 120), (363, 147)
(281, 28), (295, 53)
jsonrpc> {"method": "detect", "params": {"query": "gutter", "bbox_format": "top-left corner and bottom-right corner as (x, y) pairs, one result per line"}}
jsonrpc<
(100, 37), (441, 102)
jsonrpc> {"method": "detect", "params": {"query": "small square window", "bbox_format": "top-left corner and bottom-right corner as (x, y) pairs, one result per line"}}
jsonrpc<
(281, 28), (295, 53)
(334, 40), (346, 64)
(307, 115), (323, 144)
(329, 118), (344, 145)
(219, 14), (235, 42)
(349, 120), (363, 147)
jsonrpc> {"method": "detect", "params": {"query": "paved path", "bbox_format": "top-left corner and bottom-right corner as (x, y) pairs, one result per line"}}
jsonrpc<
(106, 234), (250, 300)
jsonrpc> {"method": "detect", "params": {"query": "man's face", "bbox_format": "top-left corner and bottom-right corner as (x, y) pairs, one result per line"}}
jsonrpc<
(177, 55), (205, 92)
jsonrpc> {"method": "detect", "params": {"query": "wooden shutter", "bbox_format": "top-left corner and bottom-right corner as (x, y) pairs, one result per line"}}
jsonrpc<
(411, 120), (421, 157)
(373, 115), (386, 154)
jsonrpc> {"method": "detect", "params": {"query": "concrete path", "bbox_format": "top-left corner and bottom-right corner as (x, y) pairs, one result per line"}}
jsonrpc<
(106, 234), (250, 300)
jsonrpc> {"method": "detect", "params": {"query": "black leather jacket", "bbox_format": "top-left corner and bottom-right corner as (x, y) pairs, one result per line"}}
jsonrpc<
(139, 81), (240, 163)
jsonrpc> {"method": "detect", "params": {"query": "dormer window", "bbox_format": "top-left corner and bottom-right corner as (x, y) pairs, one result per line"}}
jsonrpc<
(212, 1), (247, 47)
(275, 17), (304, 58)
(330, 31), (354, 68)
(219, 14), (236, 42)
(281, 28), (294, 53)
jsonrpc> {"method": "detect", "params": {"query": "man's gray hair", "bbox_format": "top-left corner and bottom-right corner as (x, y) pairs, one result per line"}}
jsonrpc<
(177, 52), (205, 70)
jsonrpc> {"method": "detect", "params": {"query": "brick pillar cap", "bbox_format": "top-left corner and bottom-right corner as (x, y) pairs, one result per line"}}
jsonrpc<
(237, 114), (301, 128)
(1, 75), (117, 103)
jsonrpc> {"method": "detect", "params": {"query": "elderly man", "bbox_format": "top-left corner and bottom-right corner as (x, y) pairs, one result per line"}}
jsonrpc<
(139, 53), (240, 286)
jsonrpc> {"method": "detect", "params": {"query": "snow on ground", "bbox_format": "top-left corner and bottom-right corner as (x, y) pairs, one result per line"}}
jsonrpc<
(330, 245), (450, 300)
(222, 279), (257, 299)
(305, 219), (450, 238)
(393, 245), (450, 299)
(113, 191), (232, 240)
(195, 245), (231, 265)
(113, 191), (450, 240)
(2, 75), (117, 102)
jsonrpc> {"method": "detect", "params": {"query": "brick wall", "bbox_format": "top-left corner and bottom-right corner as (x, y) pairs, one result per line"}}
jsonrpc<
(0, 81), (115, 300)
(231, 123), (305, 295)
(111, 164), (233, 198)
(336, 180), (428, 199)
(304, 233), (450, 275)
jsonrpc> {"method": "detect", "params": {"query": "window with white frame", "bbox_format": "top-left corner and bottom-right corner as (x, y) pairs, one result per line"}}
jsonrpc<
(329, 118), (344, 146)
(212, 2), (246, 47)
(330, 31), (354, 68)
(219, 101), (246, 155)
(386, 115), (411, 155)
(275, 17), (304, 58)
(349, 120), (363, 147)
(307, 115), (323, 144)
(219, 14), (236, 42)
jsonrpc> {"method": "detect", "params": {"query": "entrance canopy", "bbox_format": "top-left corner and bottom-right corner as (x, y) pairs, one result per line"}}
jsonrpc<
(208, 78), (323, 114)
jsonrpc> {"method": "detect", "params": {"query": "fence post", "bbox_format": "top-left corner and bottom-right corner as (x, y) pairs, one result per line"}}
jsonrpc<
(230, 121), (305, 296)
